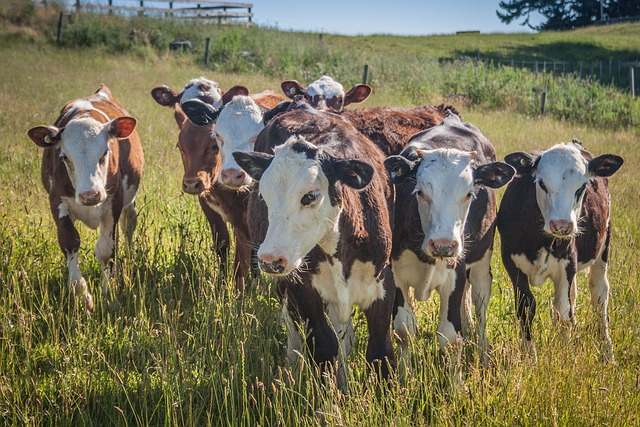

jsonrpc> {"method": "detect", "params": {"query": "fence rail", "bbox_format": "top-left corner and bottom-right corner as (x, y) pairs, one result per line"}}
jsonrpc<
(40, 0), (253, 23)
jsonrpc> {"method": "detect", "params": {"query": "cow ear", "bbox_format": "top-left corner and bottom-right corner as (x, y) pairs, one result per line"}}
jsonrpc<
(324, 158), (374, 190)
(263, 101), (292, 125)
(27, 126), (61, 148)
(233, 151), (273, 181)
(151, 85), (180, 107)
(504, 152), (537, 174)
(281, 80), (306, 99)
(474, 162), (515, 188)
(109, 117), (137, 139)
(588, 154), (623, 178)
(181, 99), (220, 127)
(222, 85), (250, 105)
(384, 155), (419, 182)
(344, 84), (372, 106)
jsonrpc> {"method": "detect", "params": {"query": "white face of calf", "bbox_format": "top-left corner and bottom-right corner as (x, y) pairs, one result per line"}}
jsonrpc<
(214, 96), (264, 189)
(506, 143), (624, 238)
(386, 147), (514, 259)
(181, 77), (223, 109)
(281, 75), (372, 113)
(233, 137), (374, 276)
(28, 116), (137, 206)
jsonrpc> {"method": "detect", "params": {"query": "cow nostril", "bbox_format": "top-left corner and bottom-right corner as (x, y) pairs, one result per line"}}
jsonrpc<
(258, 255), (287, 274)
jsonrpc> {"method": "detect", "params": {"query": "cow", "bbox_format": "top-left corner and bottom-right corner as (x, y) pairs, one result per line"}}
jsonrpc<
(384, 114), (514, 368)
(282, 75), (457, 156)
(151, 79), (286, 290)
(232, 104), (397, 390)
(27, 84), (144, 311)
(497, 140), (623, 362)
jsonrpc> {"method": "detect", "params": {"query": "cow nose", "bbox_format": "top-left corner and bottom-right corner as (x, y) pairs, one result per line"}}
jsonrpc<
(78, 190), (103, 206)
(549, 220), (574, 236)
(220, 168), (247, 187)
(426, 238), (458, 258)
(258, 253), (288, 275)
(182, 178), (204, 194)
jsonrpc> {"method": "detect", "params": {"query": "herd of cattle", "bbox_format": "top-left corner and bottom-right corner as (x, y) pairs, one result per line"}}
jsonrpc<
(26, 75), (624, 388)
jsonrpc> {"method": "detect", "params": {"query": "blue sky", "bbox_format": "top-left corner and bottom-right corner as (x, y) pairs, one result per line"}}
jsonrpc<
(247, 0), (543, 36)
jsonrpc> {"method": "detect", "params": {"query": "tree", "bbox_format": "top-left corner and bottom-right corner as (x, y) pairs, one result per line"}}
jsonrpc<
(497, 0), (640, 31)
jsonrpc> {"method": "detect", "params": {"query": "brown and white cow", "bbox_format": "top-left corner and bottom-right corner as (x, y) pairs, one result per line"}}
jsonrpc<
(151, 79), (285, 290)
(384, 114), (514, 366)
(233, 105), (397, 390)
(27, 84), (144, 311)
(281, 75), (372, 113)
(497, 140), (623, 362)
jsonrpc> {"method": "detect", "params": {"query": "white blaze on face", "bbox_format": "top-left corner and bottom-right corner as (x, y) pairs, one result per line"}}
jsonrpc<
(413, 148), (476, 258)
(306, 76), (345, 109)
(534, 144), (590, 236)
(214, 96), (264, 188)
(59, 117), (111, 205)
(258, 138), (341, 274)
(181, 77), (223, 109)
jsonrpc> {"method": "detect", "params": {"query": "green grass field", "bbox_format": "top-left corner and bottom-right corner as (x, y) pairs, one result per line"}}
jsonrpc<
(1, 18), (640, 426)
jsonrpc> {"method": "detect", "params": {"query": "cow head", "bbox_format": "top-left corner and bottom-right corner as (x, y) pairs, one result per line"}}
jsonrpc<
(208, 95), (266, 189)
(173, 105), (221, 195)
(505, 142), (623, 238)
(233, 136), (374, 275)
(151, 77), (224, 109)
(281, 76), (371, 113)
(386, 147), (514, 259)
(28, 116), (137, 206)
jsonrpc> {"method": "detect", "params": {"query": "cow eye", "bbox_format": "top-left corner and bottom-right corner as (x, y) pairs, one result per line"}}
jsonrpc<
(575, 183), (587, 200)
(538, 180), (548, 192)
(99, 151), (108, 165)
(301, 191), (320, 206)
(466, 191), (473, 200)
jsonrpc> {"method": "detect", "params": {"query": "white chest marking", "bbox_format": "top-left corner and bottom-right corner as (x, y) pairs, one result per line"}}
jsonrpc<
(392, 250), (453, 301)
(511, 249), (571, 286)
(59, 197), (112, 229)
(312, 258), (385, 324)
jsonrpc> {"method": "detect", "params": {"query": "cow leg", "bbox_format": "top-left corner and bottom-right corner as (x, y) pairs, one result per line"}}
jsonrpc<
(588, 253), (614, 362)
(119, 200), (138, 244)
(55, 208), (93, 311)
(467, 249), (493, 364)
(198, 197), (230, 268)
(279, 278), (339, 371)
(393, 283), (416, 379)
(503, 254), (537, 360)
(327, 303), (354, 392)
(232, 225), (252, 293)
(96, 210), (117, 300)
(551, 257), (577, 328)
(363, 266), (397, 381)
(437, 266), (465, 384)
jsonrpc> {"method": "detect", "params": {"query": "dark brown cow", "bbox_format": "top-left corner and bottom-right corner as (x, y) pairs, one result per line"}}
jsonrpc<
(497, 140), (623, 362)
(27, 84), (144, 311)
(151, 78), (285, 290)
(233, 104), (397, 390)
(384, 114), (514, 367)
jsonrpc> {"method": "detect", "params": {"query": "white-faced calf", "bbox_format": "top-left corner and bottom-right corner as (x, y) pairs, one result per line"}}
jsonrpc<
(233, 106), (397, 390)
(384, 114), (514, 366)
(27, 85), (144, 311)
(497, 140), (623, 361)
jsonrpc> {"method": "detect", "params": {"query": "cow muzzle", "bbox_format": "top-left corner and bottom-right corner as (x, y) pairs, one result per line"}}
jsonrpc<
(220, 168), (249, 189)
(78, 190), (105, 206)
(548, 219), (575, 237)
(425, 238), (459, 259)
(258, 253), (288, 275)
(182, 176), (208, 195)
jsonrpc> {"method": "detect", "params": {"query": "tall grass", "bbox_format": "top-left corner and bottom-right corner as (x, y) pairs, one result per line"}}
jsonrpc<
(1, 22), (640, 426)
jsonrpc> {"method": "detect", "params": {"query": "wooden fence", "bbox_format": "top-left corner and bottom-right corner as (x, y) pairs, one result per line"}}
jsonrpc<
(40, 0), (253, 24)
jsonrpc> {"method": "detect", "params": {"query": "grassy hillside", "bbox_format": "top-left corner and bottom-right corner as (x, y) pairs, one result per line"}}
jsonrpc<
(1, 19), (640, 427)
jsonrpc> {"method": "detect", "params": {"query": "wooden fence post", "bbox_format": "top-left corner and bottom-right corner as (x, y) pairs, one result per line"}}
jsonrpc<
(204, 37), (211, 66)
(56, 11), (63, 43)
(540, 91), (547, 115)
(362, 64), (369, 84)
(630, 66), (636, 97)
